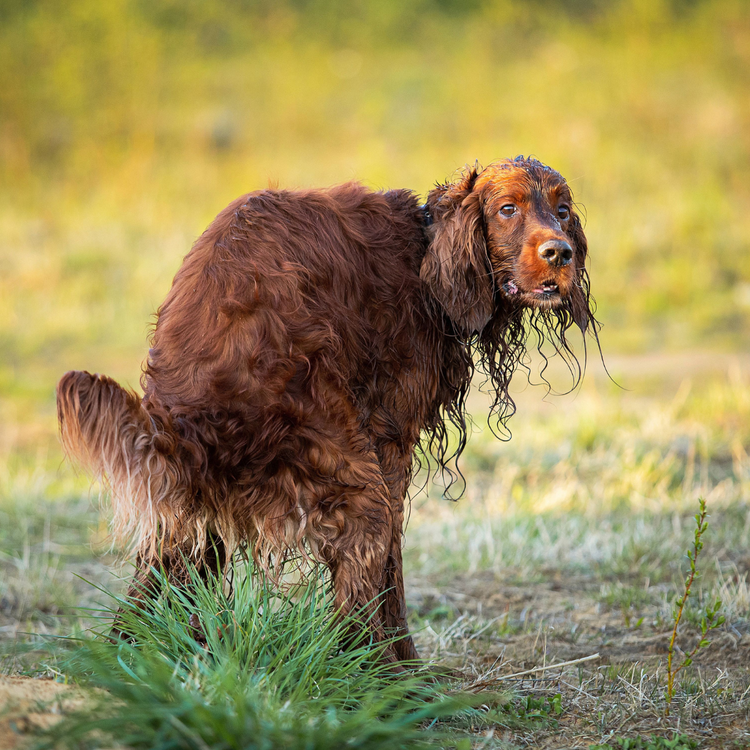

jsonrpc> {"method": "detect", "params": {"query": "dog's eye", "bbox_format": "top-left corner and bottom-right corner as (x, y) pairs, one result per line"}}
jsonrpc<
(499, 204), (516, 217)
(557, 205), (570, 221)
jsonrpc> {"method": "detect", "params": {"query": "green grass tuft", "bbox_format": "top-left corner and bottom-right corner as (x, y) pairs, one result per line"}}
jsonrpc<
(36, 562), (475, 750)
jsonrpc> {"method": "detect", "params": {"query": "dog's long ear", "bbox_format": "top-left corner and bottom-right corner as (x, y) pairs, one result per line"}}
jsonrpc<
(568, 207), (594, 332)
(421, 168), (493, 335)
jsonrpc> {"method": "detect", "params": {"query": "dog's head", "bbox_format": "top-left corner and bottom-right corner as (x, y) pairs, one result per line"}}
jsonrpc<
(421, 156), (592, 336)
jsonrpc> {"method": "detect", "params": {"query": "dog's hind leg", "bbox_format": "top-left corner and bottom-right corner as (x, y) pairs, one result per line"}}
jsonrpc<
(111, 530), (228, 643)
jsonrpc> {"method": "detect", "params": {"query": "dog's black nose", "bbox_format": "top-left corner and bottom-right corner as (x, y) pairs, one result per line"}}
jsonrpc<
(538, 240), (573, 267)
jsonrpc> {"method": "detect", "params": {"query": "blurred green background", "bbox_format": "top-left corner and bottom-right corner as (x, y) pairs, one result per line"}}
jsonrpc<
(4, 4), (750, 738)
(1, 0), (749, 468)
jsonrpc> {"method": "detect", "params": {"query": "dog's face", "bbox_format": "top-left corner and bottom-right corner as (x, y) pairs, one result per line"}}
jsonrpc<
(422, 157), (590, 335)
(477, 161), (583, 312)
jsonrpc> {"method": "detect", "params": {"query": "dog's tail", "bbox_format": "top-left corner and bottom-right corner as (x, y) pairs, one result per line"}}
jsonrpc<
(57, 370), (193, 558)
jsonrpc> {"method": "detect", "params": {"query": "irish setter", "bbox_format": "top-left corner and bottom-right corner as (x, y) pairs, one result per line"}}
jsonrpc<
(57, 156), (596, 662)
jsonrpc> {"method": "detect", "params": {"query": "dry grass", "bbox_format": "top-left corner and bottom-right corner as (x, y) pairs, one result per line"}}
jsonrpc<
(2, 360), (749, 747)
(394, 364), (750, 747)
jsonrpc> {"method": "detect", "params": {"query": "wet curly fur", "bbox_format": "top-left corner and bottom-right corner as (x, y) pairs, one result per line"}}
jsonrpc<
(57, 156), (598, 662)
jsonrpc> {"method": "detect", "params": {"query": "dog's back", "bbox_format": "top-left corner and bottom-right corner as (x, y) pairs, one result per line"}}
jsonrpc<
(57, 182), (434, 561)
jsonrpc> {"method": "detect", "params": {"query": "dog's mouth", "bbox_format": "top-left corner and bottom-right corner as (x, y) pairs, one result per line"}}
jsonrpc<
(502, 278), (562, 304)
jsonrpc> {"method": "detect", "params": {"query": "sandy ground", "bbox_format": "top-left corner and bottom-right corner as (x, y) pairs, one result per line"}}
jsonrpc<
(0, 676), (84, 750)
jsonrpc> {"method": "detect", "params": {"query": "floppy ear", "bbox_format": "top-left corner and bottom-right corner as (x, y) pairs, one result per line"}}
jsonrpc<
(570, 209), (588, 265)
(420, 169), (494, 335)
(568, 208), (594, 332)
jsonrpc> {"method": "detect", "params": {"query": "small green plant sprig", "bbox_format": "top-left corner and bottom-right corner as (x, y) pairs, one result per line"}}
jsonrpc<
(665, 498), (725, 716)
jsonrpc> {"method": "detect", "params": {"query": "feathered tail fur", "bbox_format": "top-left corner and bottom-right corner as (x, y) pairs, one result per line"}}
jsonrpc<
(56, 370), (194, 559)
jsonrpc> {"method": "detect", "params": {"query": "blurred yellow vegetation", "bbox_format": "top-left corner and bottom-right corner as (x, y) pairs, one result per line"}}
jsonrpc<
(0, 0), (748, 463)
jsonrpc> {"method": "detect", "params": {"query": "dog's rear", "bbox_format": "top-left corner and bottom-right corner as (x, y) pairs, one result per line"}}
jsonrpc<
(57, 370), (187, 558)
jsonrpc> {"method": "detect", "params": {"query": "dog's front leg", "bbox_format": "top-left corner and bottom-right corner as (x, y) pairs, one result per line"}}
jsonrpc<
(383, 508), (420, 662)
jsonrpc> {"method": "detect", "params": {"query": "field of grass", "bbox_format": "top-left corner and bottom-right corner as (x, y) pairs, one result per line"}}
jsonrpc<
(2, 362), (750, 747)
(1, 0), (749, 748)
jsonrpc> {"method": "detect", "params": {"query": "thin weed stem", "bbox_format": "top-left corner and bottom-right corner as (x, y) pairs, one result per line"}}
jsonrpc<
(665, 498), (725, 716)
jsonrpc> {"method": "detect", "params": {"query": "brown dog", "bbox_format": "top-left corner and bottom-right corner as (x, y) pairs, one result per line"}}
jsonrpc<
(57, 156), (597, 662)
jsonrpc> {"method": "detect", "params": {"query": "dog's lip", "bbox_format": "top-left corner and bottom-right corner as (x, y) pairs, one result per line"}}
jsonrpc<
(532, 280), (560, 295)
(502, 279), (520, 296)
(501, 278), (561, 297)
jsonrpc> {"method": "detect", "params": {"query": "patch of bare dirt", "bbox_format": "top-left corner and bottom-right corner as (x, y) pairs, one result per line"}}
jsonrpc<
(0, 676), (84, 750)
(408, 571), (750, 748)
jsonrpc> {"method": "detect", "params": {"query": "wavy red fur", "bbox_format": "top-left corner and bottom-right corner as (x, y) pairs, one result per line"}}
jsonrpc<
(57, 157), (597, 662)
